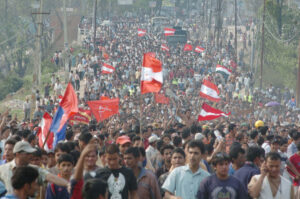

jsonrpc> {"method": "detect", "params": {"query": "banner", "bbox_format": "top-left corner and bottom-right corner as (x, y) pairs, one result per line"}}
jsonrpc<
(69, 108), (92, 125)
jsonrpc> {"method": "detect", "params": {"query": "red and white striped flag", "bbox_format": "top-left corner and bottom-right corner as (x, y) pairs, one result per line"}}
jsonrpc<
(216, 64), (232, 76)
(199, 79), (221, 102)
(138, 29), (146, 37)
(161, 44), (170, 52)
(164, 28), (175, 36)
(38, 112), (53, 151)
(141, 53), (163, 94)
(195, 46), (205, 53)
(101, 63), (115, 74)
(198, 103), (230, 121)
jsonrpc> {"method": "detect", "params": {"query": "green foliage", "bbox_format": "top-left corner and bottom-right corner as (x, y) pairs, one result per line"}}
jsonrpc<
(255, 0), (300, 89)
(0, 73), (24, 100)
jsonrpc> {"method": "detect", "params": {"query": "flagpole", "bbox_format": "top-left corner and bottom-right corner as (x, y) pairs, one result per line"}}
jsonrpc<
(42, 130), (51, 148)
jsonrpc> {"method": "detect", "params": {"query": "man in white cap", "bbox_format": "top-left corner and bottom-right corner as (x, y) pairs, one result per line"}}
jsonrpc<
(0, 141), (69, 194)
(146, 135), (160, 169)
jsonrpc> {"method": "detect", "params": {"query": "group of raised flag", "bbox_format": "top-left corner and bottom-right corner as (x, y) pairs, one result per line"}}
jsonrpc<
(38, 34), (235, 150)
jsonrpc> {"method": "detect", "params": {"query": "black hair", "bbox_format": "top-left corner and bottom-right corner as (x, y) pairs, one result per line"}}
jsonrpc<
(182, 128), (191, 139)
(228, 123), (236, 132)
(173, 136), (182, 147)
(82, 179), (107, 199)
(32, 147), (42, 157)
(27, 134), (35, 144)
(236, 133), (245, 142)
(162, 134), (171, 141)
(160, 145), (174, 155)
(229, 146), (245, 160)
(105, 144), (120, 154)
(259, 126), (268, 136)
(250, 130), (259, 140)
(55, 142), (70, 153)
(78, 133), (93, 144)
(5, 139), (17, 146)
(266, 152), (281, 161)
(132, 136), (141, 142)
(11, 166), (39, 190)
(188, 140), (205, 154)
(280, 138), (288, 146)
(156, 140), (164, 151)
(257, 136), (264, 146)
(70, 150), (80, 165)
(211, 152), (231, 166)
(124, 147), (140, 158)
(138, 147), (146, 157)
(246, 146), (265, 162)
(65, 129), (74, 141)
(172, 148), (186, 159)
(97, 134), (105, 141)
(58, 153), (74, 165)
(22, 130), (31, 139)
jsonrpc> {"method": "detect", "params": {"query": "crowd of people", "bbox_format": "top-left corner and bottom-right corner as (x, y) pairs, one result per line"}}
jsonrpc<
(0, 13), (299, 199)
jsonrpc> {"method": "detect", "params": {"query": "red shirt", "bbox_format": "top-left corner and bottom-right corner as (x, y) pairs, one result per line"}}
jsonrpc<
(70, 179), (84, 199)
(288, 153), (300, 186)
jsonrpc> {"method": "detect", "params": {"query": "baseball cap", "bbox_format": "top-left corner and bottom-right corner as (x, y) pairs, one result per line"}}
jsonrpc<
(149, 135), (159, 143)
(13, 141), (37, 154)
(116, 135), (131, 145)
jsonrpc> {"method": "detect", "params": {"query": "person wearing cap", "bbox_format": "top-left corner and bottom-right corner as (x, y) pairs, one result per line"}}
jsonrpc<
(146, 135), (160, 170)
(0, 141), (69, 194)
(116, 135), (132, 156)
(197, 152), (247, 199)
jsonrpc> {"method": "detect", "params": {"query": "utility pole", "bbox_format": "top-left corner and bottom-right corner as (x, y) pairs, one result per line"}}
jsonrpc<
(31, 0), (49, 118)
(234, 0), (237, 62)
(260, 0), (266, 89)
(32, 0), (49, 87)
(250, 27), (255, 72)
(216, 0), (222, 51)
(296, 40), (300, 106)
(63, 0), (69, 83)
(93, 0), (98, 53)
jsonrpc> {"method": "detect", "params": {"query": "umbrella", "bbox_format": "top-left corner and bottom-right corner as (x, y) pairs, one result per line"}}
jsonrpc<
(265, 101), (280, 107)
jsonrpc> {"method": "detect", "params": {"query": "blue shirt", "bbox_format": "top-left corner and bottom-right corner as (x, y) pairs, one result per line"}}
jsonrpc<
(233, 162), (260, 199)
(197, 174), (247, 199)
(46, 183), (70, 199)
(162, 165), (210, 199)
(1, 195), (19, 199)
(228, 164), (235, 176)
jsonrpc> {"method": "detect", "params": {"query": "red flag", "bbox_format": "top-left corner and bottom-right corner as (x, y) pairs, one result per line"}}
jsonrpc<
(184, 44), (193, 51)
(69, 108), (91, 125)
(100, 96), (110, 100)
(198, 103), (230, 121)
(87, 98), (119, 122)
(138, 29), (146, 37)
(57, 83), (78, 131)
(155, 93), (170, 104)
(195, 46), (205, 53)
(101, 63), (115, 74)
(38, 112), (53, 151)
(164, 28), (175, 36)
(141, 53), (163, 94)
(199, 79), (221, 102)
(161, 44), (170, 52)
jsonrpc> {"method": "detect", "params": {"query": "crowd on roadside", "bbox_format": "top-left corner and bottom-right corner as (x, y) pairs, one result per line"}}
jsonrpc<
(0, 13), (299, 199)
